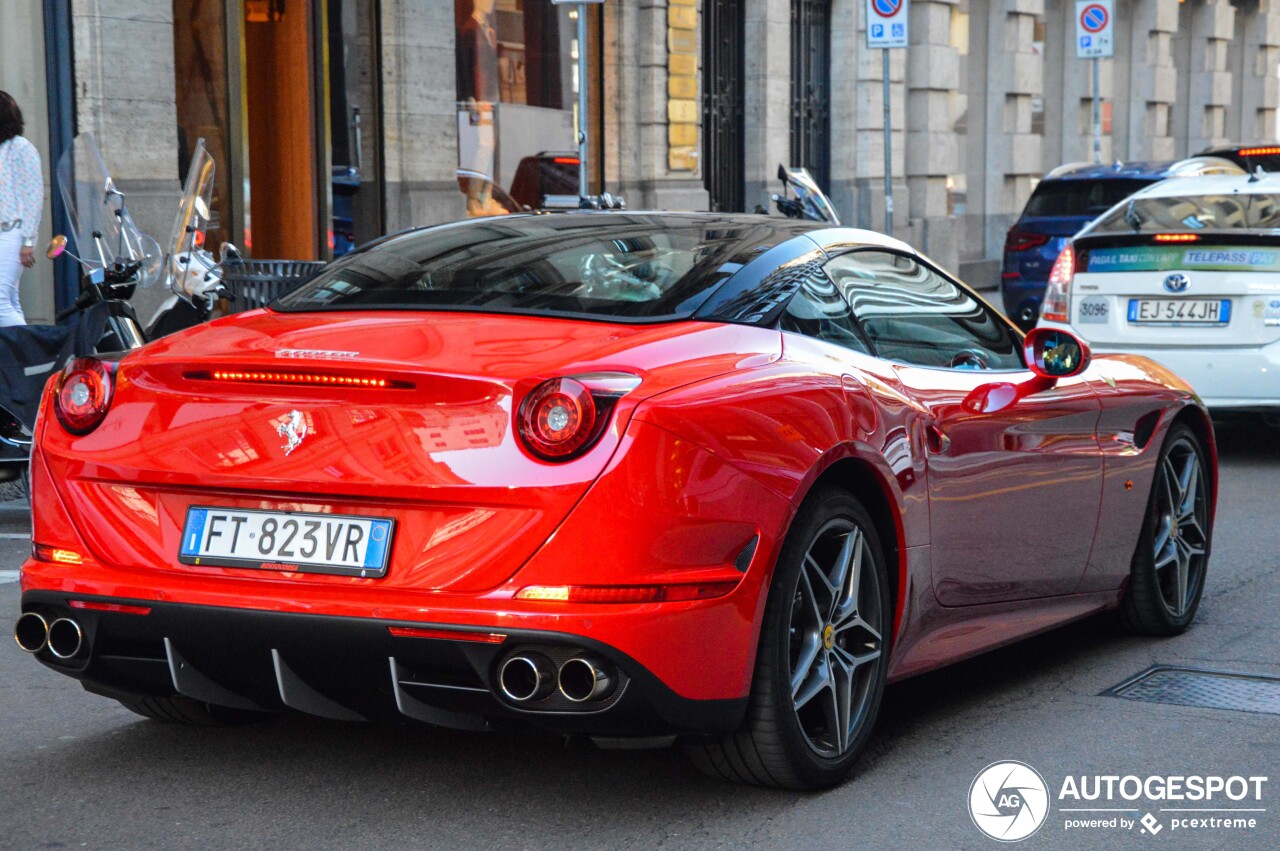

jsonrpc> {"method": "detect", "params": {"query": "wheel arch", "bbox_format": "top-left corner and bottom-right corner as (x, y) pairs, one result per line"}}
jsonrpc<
(796, 453), (907, 643)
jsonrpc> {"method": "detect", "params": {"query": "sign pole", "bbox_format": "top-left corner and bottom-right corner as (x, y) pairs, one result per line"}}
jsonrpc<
(1075, 1), (1112, 163)
(867, 0), (908, 238)
(883, 50), (893, 237)
(576, 2), (590, 199)
(1092, 57), (1101, 163)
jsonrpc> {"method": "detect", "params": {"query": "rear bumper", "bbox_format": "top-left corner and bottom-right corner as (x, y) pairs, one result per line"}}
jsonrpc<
(17, 589), (747, 737)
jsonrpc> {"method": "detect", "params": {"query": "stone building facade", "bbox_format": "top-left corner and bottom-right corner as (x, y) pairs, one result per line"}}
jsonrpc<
(6, 0), (1280, 323)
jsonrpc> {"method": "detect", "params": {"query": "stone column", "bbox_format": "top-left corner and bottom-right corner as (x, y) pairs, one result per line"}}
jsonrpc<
(1112, 0), (1179, 161)
(743, 0), (793, 211)
(905, 0), (958, 270)
(1172, 0), (1235, 156)
(1227, 0), (1280, 144)
(827, 0), (906, 235)
(71, 0), (180, 319)
(972, 0), (1044, 264)
(607, 0), (708, 210)
(379, 0), (464, 230)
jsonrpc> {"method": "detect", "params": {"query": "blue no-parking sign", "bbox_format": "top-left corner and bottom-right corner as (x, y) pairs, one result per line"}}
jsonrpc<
(867, 0), (908, 49)
(1075, 0), (1114, 58)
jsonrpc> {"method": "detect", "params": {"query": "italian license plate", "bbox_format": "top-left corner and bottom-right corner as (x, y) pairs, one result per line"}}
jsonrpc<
(178, 507), (394, 577)
(1127, 298), (1231, 325)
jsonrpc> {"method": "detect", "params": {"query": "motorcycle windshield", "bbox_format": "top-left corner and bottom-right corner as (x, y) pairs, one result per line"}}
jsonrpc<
(56, 134), (158, 281)
(784, 167), (841, 226)
(167, 139), (217, 298)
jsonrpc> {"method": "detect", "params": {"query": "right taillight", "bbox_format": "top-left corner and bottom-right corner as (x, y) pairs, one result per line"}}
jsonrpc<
(516, 373), (640, 462)
(54, 357), (114, 435)
(1041, 246), (1075, 323)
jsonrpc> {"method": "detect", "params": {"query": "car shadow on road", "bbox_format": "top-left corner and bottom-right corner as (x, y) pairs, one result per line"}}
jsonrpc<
(1210, 417), (1280, 463)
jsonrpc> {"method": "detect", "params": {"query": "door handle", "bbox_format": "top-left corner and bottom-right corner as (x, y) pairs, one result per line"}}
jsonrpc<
(925, 423), (951, 454)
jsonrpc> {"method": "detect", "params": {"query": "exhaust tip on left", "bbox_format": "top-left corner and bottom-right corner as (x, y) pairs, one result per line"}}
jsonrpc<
(14, 612), (50, 653)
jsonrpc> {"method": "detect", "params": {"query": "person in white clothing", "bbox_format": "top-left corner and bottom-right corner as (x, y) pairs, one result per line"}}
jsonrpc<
(0, 91), (43, 327)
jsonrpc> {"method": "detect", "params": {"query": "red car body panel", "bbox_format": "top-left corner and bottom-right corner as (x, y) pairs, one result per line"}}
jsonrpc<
(17, 224), (1217, 732)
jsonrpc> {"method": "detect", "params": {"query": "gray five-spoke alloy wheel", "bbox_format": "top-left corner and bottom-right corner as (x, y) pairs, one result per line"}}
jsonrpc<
(1120, 422), (1212, 636)
(1149, 434), (1208, 618)
(789, 518), (884, 759)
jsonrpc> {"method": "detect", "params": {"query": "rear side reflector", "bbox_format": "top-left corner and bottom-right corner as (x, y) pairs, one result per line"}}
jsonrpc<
(186, 370), (413, 389)
(68, 600), (152, 616)
(32, 544), (83, 565)
(516, 582), (740, 604)
(1153, 234), (1199, 243)
(388, 626), (507, 643)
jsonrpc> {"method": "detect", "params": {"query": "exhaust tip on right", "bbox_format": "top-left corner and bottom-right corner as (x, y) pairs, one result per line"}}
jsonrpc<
(558, 656), (616, 703)
(14, 612), (49, 653)
(47, 618), (83, 660)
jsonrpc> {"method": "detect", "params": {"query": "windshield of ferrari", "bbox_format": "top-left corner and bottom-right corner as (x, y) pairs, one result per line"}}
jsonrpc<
(275, 214), (799, 320)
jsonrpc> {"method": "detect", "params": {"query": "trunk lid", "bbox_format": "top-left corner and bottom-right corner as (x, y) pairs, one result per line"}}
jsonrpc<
(48, 309), (781, 593)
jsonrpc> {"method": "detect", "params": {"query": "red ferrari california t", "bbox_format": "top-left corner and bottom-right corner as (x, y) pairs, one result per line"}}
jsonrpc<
(15, 213), (1215, 789)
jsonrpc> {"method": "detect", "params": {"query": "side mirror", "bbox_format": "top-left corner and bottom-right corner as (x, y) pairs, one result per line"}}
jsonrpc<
(777, 163), (788, 184)
(218, 242), (242, 264)
(1024, 327), (1091, 379)
(46, 235), (68, 260)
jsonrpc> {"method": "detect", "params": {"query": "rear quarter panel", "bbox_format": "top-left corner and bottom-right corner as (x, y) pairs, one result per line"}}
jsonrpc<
(1078, 353), (1216, 593)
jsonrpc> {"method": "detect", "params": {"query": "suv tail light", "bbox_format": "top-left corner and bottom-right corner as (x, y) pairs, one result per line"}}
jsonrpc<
(55, 358), (115, 435)
(1004, 228), (1050, 254)
(516, 373), (640, 461)
(1041, 246), (1075, 323)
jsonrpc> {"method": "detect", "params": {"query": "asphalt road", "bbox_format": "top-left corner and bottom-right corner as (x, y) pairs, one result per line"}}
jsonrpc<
(1, 421), (1277, 850)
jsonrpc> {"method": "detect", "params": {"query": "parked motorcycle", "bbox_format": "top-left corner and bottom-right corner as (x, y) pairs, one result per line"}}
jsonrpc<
(761, 164), (841, 224)
(0, 134), (161, 488)
(146, 138), (237, 339)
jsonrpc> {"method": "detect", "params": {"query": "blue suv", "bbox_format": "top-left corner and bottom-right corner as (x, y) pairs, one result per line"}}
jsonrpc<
(1000, 157), (1243, 328)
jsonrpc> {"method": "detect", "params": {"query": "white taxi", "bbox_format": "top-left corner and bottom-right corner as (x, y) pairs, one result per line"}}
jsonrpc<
(1037, 172), (1280, 413)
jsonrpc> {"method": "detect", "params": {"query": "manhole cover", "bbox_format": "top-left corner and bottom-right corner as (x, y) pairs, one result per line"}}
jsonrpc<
(1103, 665), (1280, 716)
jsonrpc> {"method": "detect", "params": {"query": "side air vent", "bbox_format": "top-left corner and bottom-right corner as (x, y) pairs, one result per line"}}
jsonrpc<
(1134, 411), (1161, 451)
(734, 535), (760, 573)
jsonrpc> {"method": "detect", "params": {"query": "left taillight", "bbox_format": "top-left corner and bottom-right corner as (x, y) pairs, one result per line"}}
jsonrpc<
(1041, 246), (1075, 323)
(54, 357), (115, 435)
(516, 372), (640, 462)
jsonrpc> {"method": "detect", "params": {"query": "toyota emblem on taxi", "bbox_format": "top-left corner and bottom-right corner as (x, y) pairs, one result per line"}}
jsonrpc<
(275, 410), (309, 456)
(1163, 272), (1190, 293)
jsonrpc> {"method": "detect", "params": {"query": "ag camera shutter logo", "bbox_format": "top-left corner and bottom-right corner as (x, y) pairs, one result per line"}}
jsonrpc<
(969, 761), (1050, 842)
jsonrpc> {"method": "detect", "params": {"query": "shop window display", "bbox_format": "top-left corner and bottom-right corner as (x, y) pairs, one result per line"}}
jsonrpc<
(455, 0), (580, 216)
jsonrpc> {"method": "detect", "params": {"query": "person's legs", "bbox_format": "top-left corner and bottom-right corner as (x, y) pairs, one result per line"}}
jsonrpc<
(0, 229), (25, 326)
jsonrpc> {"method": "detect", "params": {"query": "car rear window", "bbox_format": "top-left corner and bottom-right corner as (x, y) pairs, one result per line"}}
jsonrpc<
(275, 214), (801, 321)
(1090, 192), (1280, 233)
(1022, 179), (1155, 218)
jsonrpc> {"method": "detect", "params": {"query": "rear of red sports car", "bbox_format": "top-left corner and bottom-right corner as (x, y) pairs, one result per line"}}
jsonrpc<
(17, 213), (821, 738)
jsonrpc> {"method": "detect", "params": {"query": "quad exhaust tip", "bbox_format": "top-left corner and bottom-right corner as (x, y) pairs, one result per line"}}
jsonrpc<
(14, 612), (49, 653)
(47, 618), (84, 660)
(498, 653), (557, 703)
(558, 656), (615, 703)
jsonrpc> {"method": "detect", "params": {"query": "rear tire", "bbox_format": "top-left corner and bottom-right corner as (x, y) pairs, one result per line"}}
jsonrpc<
(686, 486), (891, 789)
(1117, 423), (1211, 636)
(117, 695), (265, 726)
